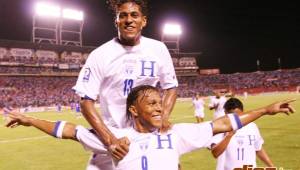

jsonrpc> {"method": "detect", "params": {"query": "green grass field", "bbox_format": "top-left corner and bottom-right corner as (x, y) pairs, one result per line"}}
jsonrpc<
(1, 93), (299, 170)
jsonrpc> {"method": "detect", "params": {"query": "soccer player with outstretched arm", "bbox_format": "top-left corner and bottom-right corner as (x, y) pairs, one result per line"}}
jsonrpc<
(6, 85), (295, 170)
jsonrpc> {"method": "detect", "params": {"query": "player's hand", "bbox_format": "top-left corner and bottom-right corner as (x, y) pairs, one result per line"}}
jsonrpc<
(108, 137), (130, 161)
(264, 99), (296, 115)
(5, 108), (31, 128)
(226, 130), (236, 136)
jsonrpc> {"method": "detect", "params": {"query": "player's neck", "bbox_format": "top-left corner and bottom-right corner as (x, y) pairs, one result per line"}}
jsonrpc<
(133, 121), (158, 133)
(118, 35), (141, 46)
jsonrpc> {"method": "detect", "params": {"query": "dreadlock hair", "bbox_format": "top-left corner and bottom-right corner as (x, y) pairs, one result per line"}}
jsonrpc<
(107, 0), (148, 16)
(223, 97), (244, 113)
(126, 85), (158, 122)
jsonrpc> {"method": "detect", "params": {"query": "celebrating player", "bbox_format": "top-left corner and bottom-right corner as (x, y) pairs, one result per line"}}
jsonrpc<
(72, 0), (178, 169)
(210, 98), (274, 170)
(209, 90), (227, 119)
(6, 85), (296, 170)
(192, 94), (206, 123)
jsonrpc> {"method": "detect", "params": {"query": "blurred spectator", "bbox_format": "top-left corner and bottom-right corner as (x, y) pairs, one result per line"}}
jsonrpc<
(177, 69), (300, 97)
(0, 69), (299, 108)
(0, 76), (80, 107)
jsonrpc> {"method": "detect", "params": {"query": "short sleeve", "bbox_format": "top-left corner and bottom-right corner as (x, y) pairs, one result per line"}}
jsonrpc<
(207, 133), (225, 150)
(72, 51), (103, 100)
(253, 124), (264, 151)
(173, 122), (213, 155)
(75, 125), (108, 154)
(209, 97), (216, 107)
(158, 43), (178, 89)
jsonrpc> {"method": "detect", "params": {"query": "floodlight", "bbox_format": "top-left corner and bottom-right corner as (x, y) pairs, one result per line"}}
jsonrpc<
(163, 23), (182, 35)
(33, 2), (84, 46)
(35, 2), (61, 18)
(62, 9), (84, 21)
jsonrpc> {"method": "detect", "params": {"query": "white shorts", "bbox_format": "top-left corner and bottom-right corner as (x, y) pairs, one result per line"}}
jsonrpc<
(194, 110), (205, 118)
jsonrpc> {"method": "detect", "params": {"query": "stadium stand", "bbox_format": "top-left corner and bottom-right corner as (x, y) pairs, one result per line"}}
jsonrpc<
(177, 69), (300, 97)
(1, 69), (299, 107)
(0, 76), (78, 108)
(0, 39), (299, 108)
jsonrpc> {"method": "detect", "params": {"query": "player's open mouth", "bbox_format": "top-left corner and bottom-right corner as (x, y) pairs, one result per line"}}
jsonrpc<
(152, 115), (161, 120)
(124, 26), (135, 31)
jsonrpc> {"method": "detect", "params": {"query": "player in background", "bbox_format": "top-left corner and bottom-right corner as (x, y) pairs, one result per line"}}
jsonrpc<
(75, 102), (82, 118)
(5, 85), (295, 170)
(70, 102), (75, 111)
(56, 103), (62, 113)
(192, 94), (206, 123)
(210, 98), (274, 170)
(209, 90), (227, 119)
(1, 108), (9, 122)
(1, 103), (16, 123)
(72, 0), (178, 169)
(243, 91), (248, 100)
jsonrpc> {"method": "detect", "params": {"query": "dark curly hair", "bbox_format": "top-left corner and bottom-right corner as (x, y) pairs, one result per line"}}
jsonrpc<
(107, 0), (148, 16)
(223, 97), (244, 113)
(126, 85), (158, 122)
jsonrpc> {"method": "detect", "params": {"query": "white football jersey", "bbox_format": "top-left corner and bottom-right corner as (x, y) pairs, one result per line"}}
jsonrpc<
(76, 122), (213, 170)
(73, 37), (178, 128)
(212, 123), (264, 170)
(192, 98), (205, 116)
(208, 133), (226, 170)
(209, 96), (227, 119)
(193, 98), (205, 112)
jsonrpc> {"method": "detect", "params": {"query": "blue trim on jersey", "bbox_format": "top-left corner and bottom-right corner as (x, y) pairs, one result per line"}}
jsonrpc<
(233, 113), (243, 129)
(210, 122), (214, 130)
(74, 128), (78, 140)
(53, 121), (61, 137)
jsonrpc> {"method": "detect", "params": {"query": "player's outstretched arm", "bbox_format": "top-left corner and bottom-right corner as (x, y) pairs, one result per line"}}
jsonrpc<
(5, 108), (77, 140)
(212, 99), (296, 135)
(80, 99), (130, 161)
(256, 147), (274, 167)
(211, 131), (235, 158)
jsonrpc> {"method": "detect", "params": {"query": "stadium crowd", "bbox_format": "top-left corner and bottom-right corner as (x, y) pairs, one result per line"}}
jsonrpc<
(0, 69), (299, 108)
(177, 69), (300, 97)
(0, 76), (79, 108)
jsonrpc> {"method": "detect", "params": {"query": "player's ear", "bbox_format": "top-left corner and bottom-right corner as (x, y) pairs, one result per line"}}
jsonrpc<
(114, 18), (118, 28)
(141, 16), (147, 28)
(129, 105), (138, 117)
